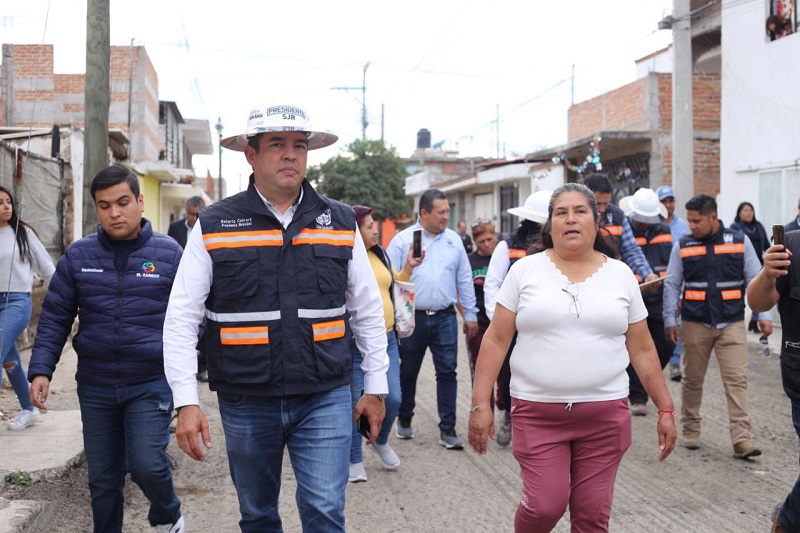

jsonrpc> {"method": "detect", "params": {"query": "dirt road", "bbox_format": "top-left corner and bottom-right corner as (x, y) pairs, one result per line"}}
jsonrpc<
(2, 328), (796, 532)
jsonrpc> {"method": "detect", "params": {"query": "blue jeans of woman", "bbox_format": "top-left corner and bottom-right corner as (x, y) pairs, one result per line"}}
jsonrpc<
(0, 293), (33, 411)
(349, 330), (401, 462)
(777, 398), (800, 530)
(77, 378), (181, 533)
(217, 384), (351, 533)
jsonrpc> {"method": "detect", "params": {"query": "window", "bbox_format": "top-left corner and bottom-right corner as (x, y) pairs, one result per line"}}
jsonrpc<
(499, 185), (519, 239)
(768, 0), (796, 41)
(758, 167), (800, 229)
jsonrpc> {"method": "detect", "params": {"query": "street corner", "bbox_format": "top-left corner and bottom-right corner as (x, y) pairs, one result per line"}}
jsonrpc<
(0, 410), (84, 488)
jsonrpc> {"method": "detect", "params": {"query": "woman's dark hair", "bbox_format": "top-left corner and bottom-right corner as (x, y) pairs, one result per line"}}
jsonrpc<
(532, 182), (619, 258)
(90, 164), (140, 200)
(734, 201), (757, 223)
(0, 185), (34, 262)
(352, 205), (374, 228)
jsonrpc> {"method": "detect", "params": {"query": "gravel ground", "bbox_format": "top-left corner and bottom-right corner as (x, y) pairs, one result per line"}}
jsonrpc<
(1, 327), (796, 532)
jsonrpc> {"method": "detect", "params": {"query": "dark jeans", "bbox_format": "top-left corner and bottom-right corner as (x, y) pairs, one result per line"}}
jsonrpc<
(77, 378), (181, 532)
(399, 311), (458, 431)
(778, 398), (800, 530)
(627, 317), (674, 405)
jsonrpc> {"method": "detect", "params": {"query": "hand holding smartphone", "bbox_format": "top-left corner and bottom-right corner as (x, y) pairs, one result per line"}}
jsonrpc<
(773, 224), (785, 247)
(357, 413), (371, 440)
(412, 229), (423, 258)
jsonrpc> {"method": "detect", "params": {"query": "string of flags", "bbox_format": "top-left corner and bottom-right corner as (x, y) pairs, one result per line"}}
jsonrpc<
(552, 135), (602, 175)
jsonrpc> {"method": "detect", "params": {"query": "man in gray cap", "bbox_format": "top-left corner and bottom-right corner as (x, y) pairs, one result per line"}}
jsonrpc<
(656, 185), (690, 382)
(163, 105), (389, 531)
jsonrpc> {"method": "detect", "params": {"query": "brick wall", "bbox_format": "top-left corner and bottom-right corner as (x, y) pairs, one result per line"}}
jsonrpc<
(657, 72), (721, 132)
(568, 77), (649, 141)
(658, 139), (719, 198)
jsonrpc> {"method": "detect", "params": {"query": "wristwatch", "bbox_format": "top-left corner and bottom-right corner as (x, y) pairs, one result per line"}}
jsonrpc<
(369, 393), (388, 401)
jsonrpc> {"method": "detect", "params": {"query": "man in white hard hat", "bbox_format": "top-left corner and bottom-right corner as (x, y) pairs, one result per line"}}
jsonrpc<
(621, 188), (675, 416)
(162, 105), (389, 531)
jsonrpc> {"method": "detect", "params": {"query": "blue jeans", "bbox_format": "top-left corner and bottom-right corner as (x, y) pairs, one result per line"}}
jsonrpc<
(398, 311), (459, 431)
(778, 398), (800, 530)
(350, 331), (401, 462)
(77, 378), (181, 532)
(0, 293), (33, 411)
(218, 385), (351, 533)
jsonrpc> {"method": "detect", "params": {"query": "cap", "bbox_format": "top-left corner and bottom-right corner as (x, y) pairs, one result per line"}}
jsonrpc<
(656, 186), (675, 201)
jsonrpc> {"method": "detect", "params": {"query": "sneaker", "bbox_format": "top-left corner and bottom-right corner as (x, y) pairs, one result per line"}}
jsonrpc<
(369, 442), (400, 469)
(395, 418), (414, 439)
(733, 440), (762, 460)
(156, 515), (184, 533)
(348, 462), (367, 483)
(196, 370), (209, 382)
(669, 364), (682, 382)
(496, 411), (512, 447)
(7, 407), (39, 431)
(682, 432), (701, 450)
(630, 403), (648, 416)
(439, 429), (464, 450)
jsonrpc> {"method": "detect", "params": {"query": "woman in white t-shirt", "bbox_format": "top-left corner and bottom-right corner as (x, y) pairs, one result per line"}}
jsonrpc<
(468, 183), (676, 532)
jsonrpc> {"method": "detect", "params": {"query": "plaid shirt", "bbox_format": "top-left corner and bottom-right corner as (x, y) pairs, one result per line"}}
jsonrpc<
(619, 217), (654, 280)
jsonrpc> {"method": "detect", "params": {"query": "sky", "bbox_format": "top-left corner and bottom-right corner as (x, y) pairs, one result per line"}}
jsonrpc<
(1, 0), (675, 194)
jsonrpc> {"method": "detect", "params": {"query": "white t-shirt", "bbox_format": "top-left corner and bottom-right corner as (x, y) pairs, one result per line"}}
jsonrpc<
(495, 251), (648, 404)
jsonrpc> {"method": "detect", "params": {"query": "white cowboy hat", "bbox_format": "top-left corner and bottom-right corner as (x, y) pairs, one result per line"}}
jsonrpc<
(221, 105), (338, 152)
(507, 189), (552, 224)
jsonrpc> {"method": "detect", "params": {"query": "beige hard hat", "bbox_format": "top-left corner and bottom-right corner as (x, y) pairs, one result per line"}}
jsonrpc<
(507, 189), (552, 224)
(221, 105), (338, 152)
(627, 188), (667, 224)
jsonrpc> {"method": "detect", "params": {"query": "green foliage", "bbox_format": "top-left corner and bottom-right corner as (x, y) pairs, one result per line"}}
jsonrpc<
(5, 470), (31, 486)
(308, 139), (412, 220)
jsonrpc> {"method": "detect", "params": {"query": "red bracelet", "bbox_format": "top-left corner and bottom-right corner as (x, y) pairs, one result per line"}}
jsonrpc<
(658, 410), (677, 426)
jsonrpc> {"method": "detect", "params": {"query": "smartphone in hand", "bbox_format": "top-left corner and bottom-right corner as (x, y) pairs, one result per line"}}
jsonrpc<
(412, 229), (423, 258)
(773, 224), (785, 247)
(357, 413), (371, 440)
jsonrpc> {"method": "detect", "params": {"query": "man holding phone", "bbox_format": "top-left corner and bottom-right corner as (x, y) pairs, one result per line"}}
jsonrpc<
(387, 188), (478, 450)
(748, 224), (800, 532)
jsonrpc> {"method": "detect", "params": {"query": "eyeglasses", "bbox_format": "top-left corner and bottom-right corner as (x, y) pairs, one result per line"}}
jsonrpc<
(561, 282), (581, 318)
(470, 218), (491, 228)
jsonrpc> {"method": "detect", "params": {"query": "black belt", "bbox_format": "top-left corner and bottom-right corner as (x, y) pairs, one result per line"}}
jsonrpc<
(416, 305), (455, 316)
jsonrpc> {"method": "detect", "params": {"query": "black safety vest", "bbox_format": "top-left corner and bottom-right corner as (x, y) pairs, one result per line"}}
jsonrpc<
(630, 219), (673, 320)
(505, 234), (530, 270)
(600, 204), (626, 249)
(778, 230), (800, 400)
(199, 178), (356, 397)
(679, 227), (746, 325)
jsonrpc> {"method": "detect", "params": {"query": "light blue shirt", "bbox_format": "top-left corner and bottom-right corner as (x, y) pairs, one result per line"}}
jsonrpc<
(387, 224), (478, 322)
(668, 215), (689, 241)
(663, 232), (770, 328)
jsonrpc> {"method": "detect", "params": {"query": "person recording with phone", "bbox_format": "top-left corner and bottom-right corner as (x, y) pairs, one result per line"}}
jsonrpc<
(748, 223), (800, 532)
(387, 188), (478, 450)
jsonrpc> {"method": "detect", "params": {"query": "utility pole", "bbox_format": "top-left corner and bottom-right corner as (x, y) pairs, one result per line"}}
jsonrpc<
(496, 104), (500, 159)
(84, 0), (110, 235)
(215, 117), (223, 202)
(126, 38), (134, 135)
(331, 61), (369, 140)
(671, 0), (693, 218)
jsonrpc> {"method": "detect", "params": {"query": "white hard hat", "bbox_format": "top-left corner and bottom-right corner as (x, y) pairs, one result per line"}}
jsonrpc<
(507, 189), (552, 224)
(221, 105), (338, 152)
(628, 188), (667, 224)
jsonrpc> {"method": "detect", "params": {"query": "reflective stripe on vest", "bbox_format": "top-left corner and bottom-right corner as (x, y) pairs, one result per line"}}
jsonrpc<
(298, 305), (347, 319)
(650, 233), (673, 245)
(714, 243), (746, 255)
(203, 230), (284, 251)
(292, 229), (355, 246)
(312, 320), (346, 342)
(721, 289), (742, 301)
(635, 237), (647, 246)
(680, 246), (706, 258)
(601, 225), (622, 237)
(508, 248), (526, 260)
(220, 326), (269, 345)
(685, 290), (706, 301)
(207, 310), (282, 322)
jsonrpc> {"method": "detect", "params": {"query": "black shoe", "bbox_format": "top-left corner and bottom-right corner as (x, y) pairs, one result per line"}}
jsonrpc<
(197, 370), (209, 382)
(748, 320), (759, 333)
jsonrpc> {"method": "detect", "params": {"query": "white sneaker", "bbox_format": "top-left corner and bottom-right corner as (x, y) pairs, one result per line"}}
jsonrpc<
(369, 442), (401, 469)
(348, 462), (367, 483)
(7, 407), (39, 431)
(155, 515), (184, 533)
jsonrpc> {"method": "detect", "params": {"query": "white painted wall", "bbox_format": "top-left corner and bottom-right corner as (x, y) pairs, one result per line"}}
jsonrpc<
(720, 0), (800, 227)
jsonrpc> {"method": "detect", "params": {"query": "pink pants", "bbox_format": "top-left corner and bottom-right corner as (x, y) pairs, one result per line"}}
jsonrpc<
(511, 398), (631, 533)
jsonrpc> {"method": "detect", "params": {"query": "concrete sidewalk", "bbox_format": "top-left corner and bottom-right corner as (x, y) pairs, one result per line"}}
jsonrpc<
(0, 344), (82, 533)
